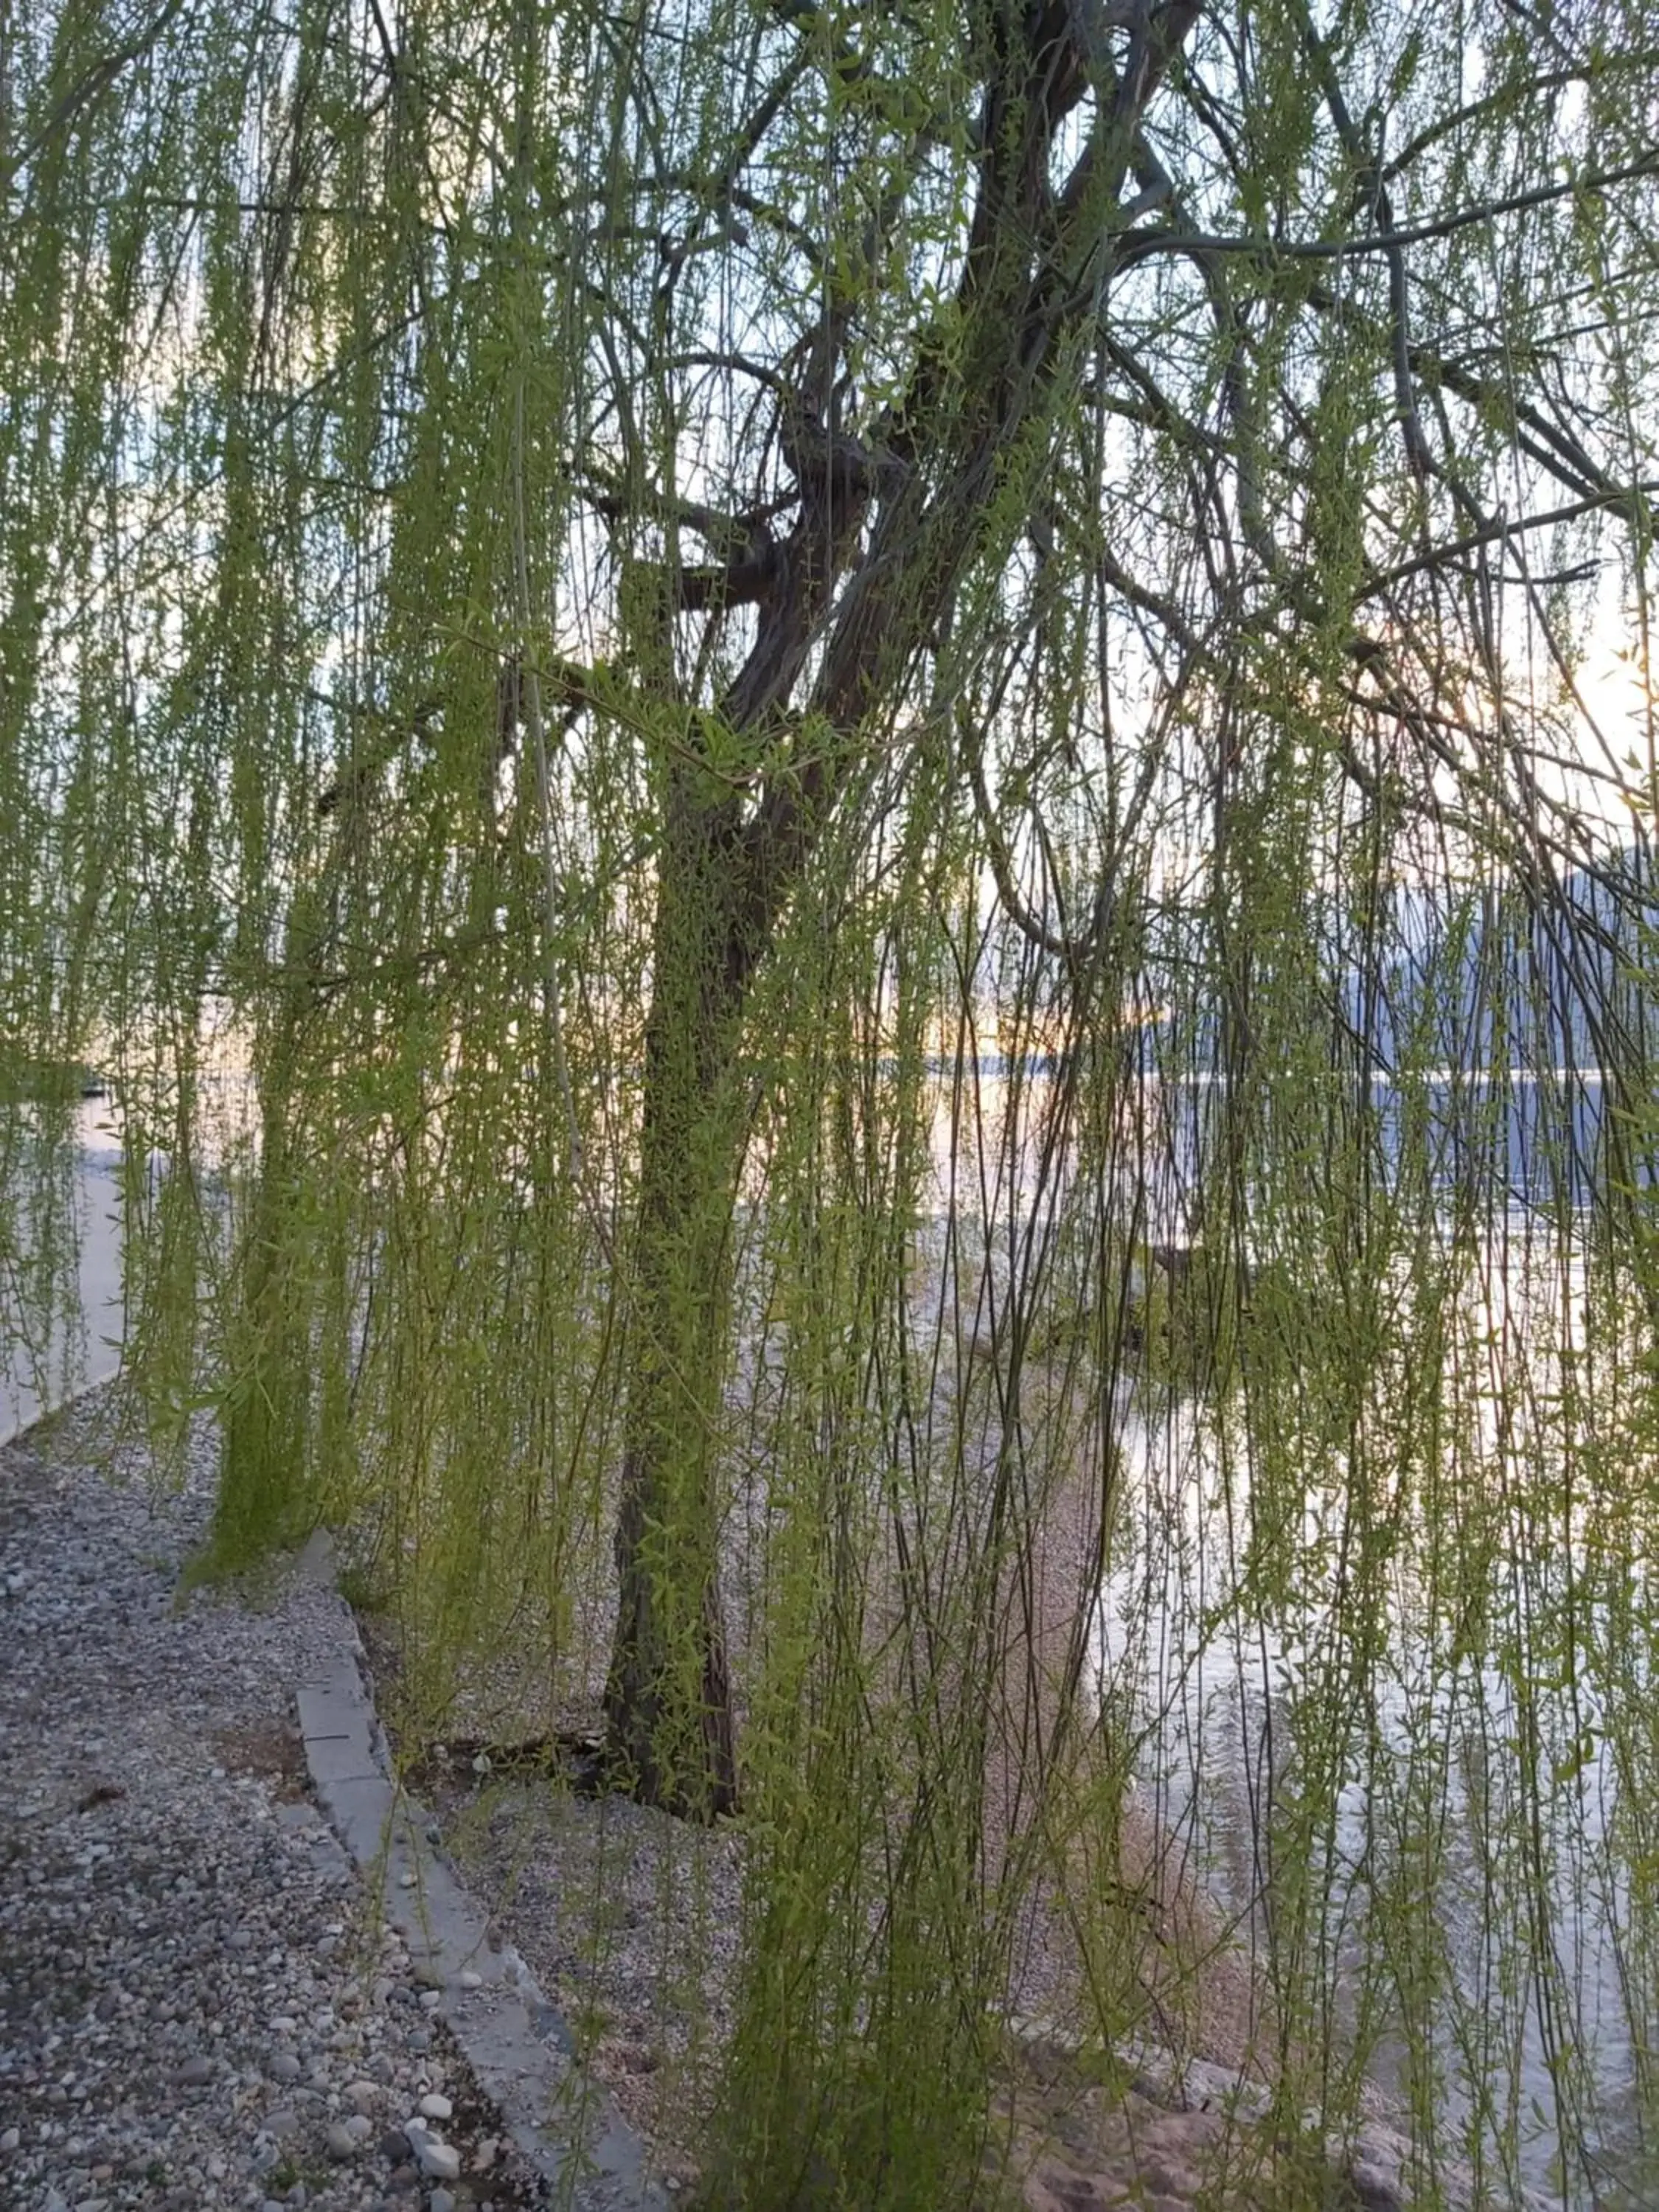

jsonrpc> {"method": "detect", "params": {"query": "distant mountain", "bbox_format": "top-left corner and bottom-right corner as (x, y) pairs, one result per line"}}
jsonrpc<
(1359, 852), (1658, 1076)
(1131, 849), (1658, 1209)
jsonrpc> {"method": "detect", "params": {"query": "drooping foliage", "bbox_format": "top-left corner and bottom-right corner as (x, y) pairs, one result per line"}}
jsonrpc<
(4, 0), (1659, 2201)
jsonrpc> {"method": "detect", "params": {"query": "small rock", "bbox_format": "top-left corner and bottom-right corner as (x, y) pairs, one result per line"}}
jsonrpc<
(414, 2137), (462, 2182)
(269, 2055), (302, 2084)
(458, 1970), (482, 1991)
(380, 2129), (412, 2163)
(430, 2193), (456, 2212)
(1348, 2157), (1405, 2212)
(264, 2108), (301, 2139)
(347, 2080), (380, 2110)
(169, 2055), (213, 2087)
(417, 2093), (452, 2122)
(324, 2121), (360, 2160)
(0, 2127), (18, 2152)
(344, 2113), (374, 2143)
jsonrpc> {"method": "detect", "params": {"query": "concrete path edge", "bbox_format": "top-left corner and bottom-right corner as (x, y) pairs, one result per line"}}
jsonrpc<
(291, 1530), (669, 2212)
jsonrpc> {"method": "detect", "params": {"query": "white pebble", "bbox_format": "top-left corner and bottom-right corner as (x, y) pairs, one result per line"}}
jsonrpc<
(418, 2092), (453, 2121)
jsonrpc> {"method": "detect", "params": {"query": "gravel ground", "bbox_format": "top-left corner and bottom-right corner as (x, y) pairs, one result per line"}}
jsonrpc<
(0, 1393), (546, 2212)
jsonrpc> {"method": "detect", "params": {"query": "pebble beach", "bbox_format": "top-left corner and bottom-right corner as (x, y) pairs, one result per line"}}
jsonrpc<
(0, 1394), (543, 2212)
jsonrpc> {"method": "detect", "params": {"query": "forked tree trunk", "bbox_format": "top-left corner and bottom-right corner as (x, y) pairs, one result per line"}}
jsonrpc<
(599, 0), (1204, 1818)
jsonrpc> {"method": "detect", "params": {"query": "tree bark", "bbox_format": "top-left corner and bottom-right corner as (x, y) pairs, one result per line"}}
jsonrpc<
(602, 764), (751, 1817)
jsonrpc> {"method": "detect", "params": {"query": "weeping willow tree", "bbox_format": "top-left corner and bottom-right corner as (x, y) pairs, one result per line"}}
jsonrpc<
(6, 0), (1659, 2202)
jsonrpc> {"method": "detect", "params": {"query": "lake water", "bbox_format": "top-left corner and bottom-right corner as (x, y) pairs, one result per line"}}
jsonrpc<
(1093, 1361), (1649, 2208)
(912, 1060), (1653, 2204)
(0, 1100), (126, 1446)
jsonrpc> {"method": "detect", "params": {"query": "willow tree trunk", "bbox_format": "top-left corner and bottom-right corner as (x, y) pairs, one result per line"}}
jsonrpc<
(598, 0), (1206, 1818)
(602, 766), (752, 1817)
